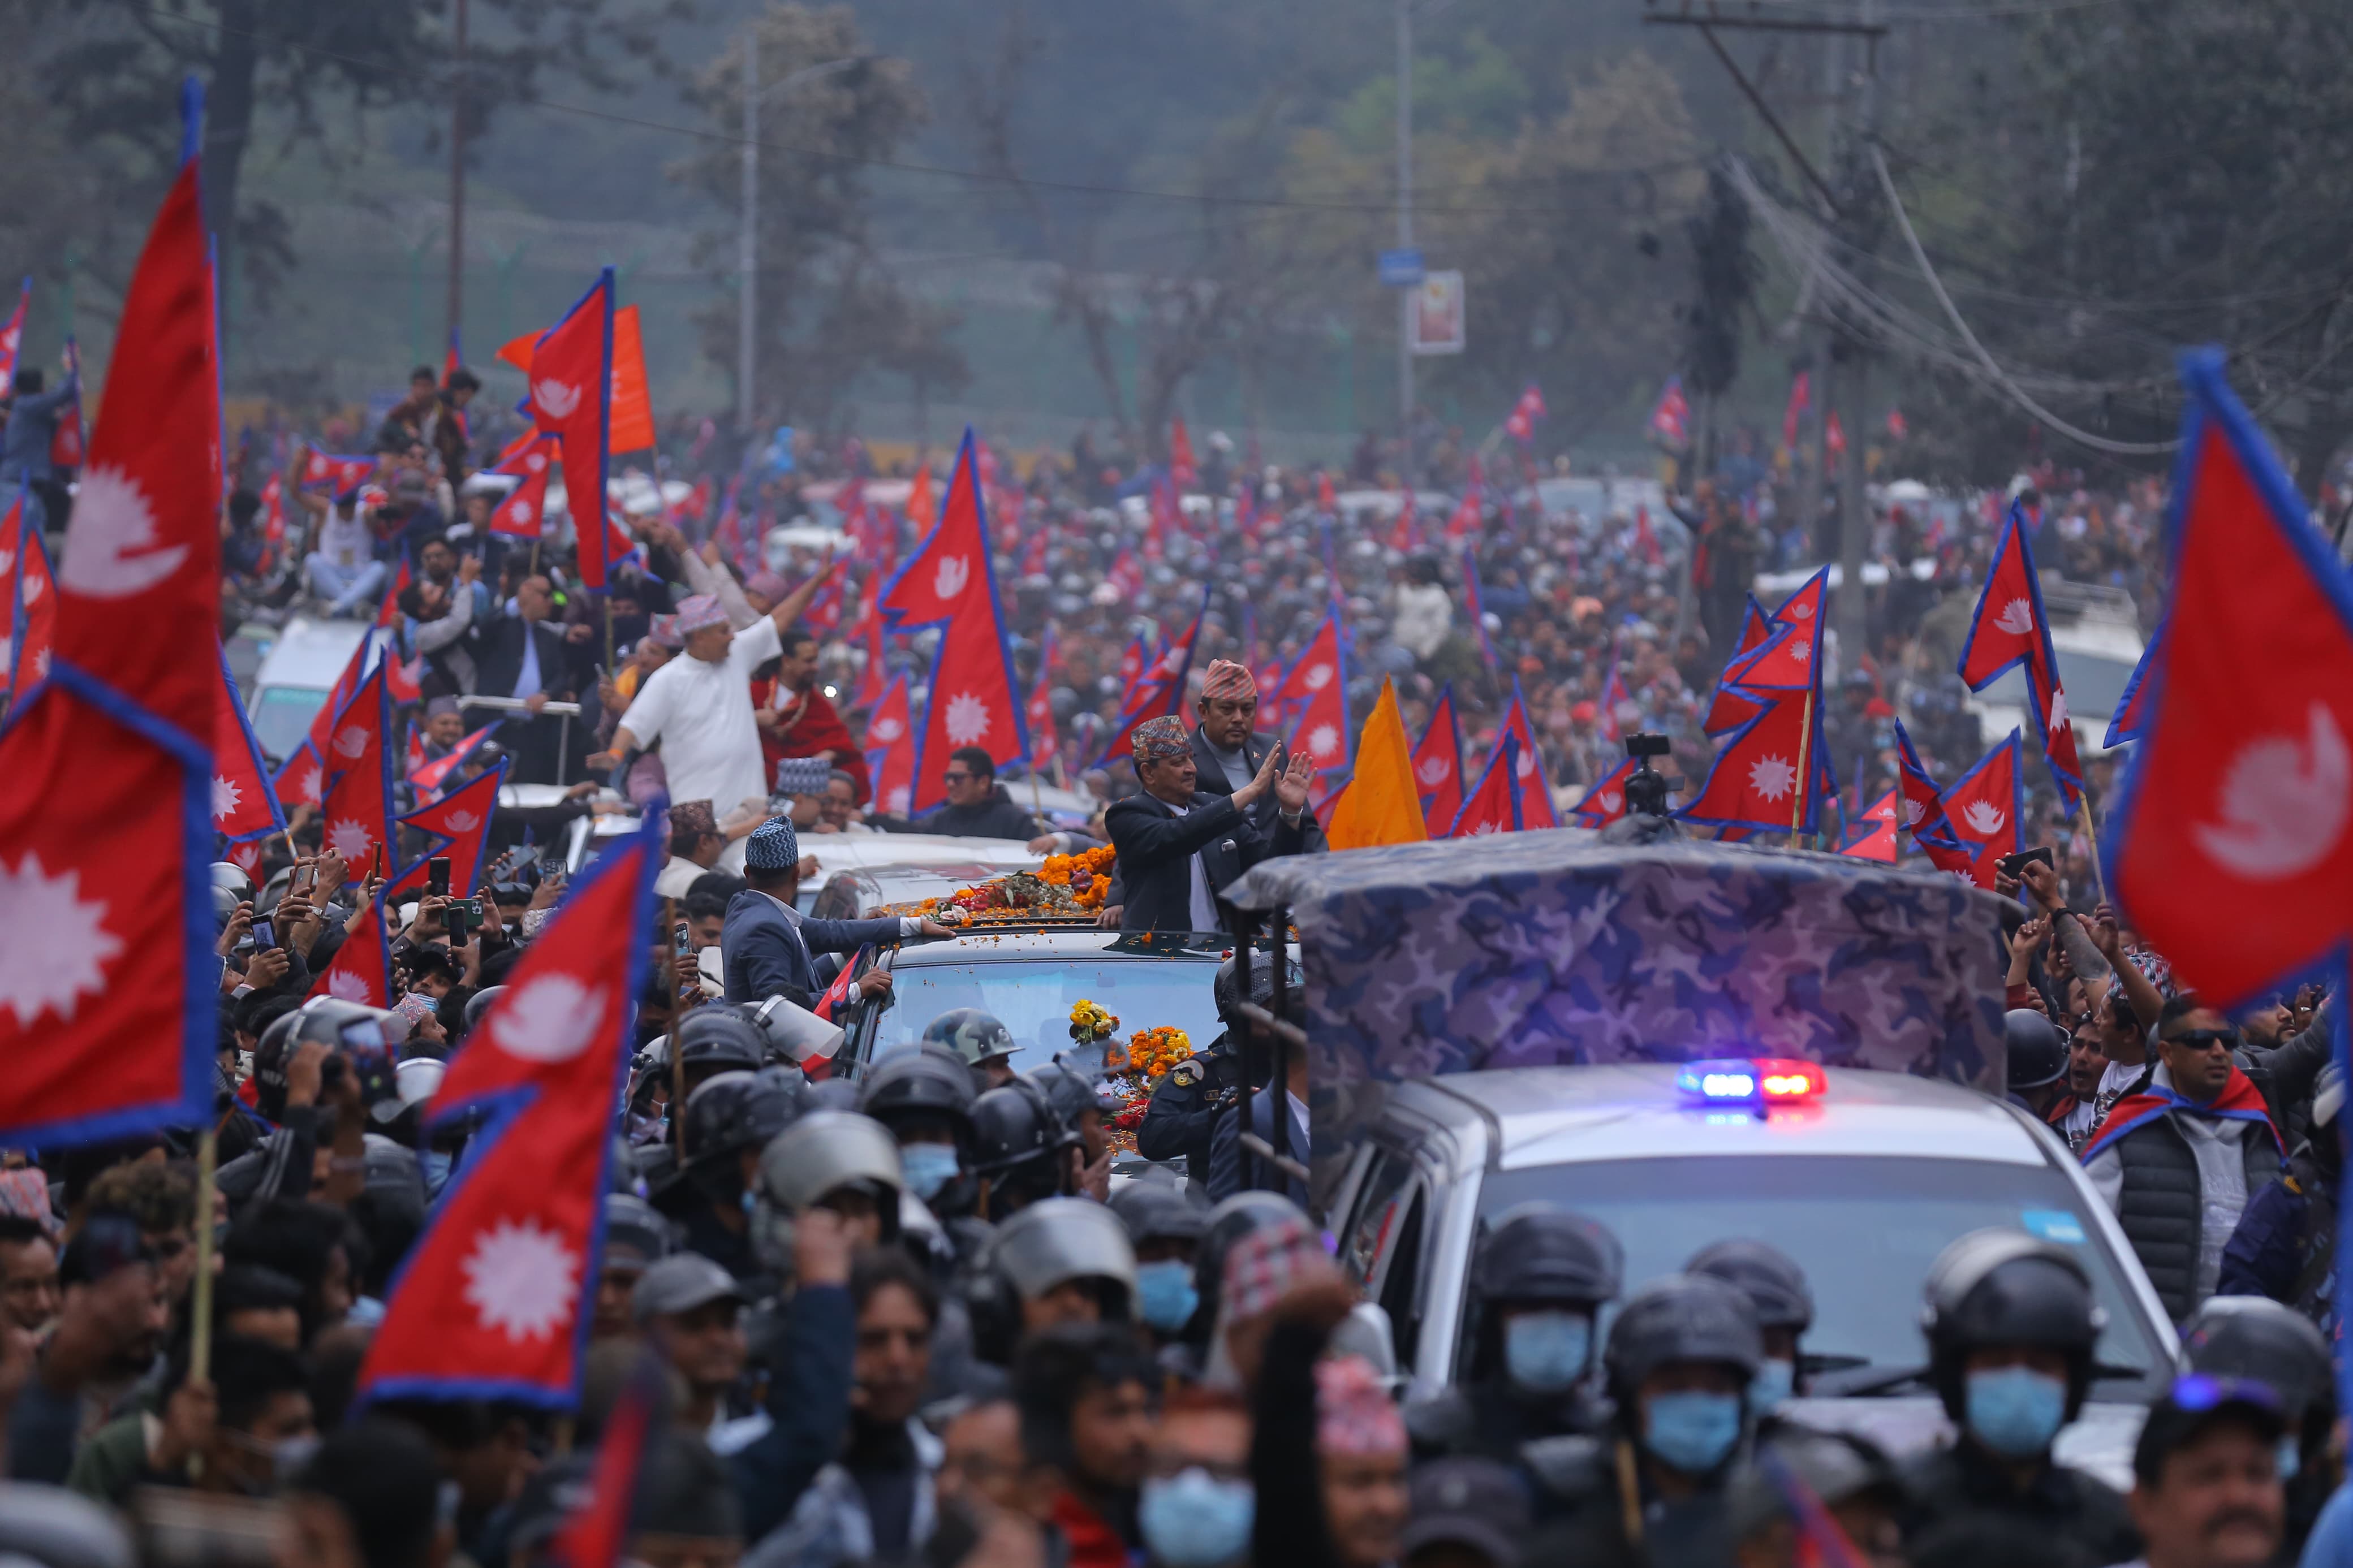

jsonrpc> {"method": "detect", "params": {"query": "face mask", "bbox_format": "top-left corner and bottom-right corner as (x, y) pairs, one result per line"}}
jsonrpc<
(1136, 1260), (1200, 1333)
(1964, 1366), (2068, 1459)
(1502, 1310), (1591, 1394)
(1139, 1467), (1255, 1568)
(1748, 1357), (1795, 1416)
(1642, 1390), (1743, 1475)
(420, 1148), (453, 1198)
(2279, 1436), (2302, 1483)
(272, 1433), (321, 1484)
(899, 1142), (961, 1202)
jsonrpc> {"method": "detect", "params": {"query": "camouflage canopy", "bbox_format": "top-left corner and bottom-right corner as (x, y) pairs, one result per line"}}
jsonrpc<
(1225, 830), (2011, 1199)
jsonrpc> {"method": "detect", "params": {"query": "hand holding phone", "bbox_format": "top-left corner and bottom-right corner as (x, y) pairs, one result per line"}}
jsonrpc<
(426, 856), (452, 898)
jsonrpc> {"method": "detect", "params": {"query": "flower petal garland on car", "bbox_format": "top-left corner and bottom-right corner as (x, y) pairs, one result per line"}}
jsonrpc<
(886, 844), (1120, 923)
(1103, 1025), (1192, 1148)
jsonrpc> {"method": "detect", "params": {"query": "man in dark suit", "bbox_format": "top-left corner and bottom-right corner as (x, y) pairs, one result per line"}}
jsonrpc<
(721, 816), (955, 1009)
(468, 573), (588, 784)
(1104, 715), (1313, 935)
(1203, 1010), (1313, 1210)
(1186, 659), (1329, 856)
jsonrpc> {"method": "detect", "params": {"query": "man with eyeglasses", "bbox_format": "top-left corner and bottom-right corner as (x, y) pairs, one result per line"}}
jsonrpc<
(878, 746), (1044, 840)
(2083, 995), (2287, 1321)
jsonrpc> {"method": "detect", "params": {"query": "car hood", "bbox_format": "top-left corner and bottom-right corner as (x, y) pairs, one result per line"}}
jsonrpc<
(1779, 1396), (2146, 1493)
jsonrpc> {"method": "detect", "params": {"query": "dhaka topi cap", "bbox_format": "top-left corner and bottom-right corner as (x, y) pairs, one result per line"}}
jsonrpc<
(745, 815), (800, 872)
(1221, 1208), (1318, 1322)
(745, 571), (791, 605)
(1132, 715), (1191, 764)
(1316, 1354), (1408, 1457)
(425, 696), (462, 720)
(674, 594), (730, 636)
(669, 800), (718, 845)
(1200, 659), (1256, 703)
(647, 614), (684, 651)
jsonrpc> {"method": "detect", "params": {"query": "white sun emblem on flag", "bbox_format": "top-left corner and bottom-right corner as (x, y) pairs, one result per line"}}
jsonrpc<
(461, 1218), (579, 1343)
(0, 854), (124, 1028)
(1748, 754), (1796, 801)
(506, 498), (535, 526)
(2048, 688), (2068, 729)
(870, 716), (903, 743)
(1788, 640), (1811, 664)
(326, 969), (373, 1002)
(1598, 791), (1623, 814)
(1962, 801), (2006, 836)
(32, 647), (50, 681)
(444, 810), (479, 833)
(1308, 724), (1340, 759)
(1416, 756), (1450, 786)
(1994, 598), (2036, 636)
(490, 974), (607, 1062)
(531, 379), (581, 420)
(1514, 746), (1535, 777)
(1302, 663), (1334, 691)
(1899, 796), (1924, 826)
(525, 451), (548, 474)
(933, 555), (971, 601)
(212, 775), (242, 822)
(326, 817), (375, 861)
(332, 724), (369, 761)
(1789, 600), (1815, 620)
(295, 765), (322, 806)
(18, 572), (40, 604)
(886, 785), (910, 813)
(944, 693), (990, 746)
(58, 465), (188, 598)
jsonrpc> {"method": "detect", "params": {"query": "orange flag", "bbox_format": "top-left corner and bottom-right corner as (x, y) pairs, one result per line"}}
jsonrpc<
(906, 463), (934, 529)
(1326, 679), (1429, 851)
(500, 307), (654, 452)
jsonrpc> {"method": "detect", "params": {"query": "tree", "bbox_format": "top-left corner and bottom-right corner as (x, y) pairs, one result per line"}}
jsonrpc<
(673, 4), (964, 431)
(1679, 162), (1760, 473)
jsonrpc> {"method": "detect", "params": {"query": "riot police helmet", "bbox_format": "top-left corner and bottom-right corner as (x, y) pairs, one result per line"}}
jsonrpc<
(1475, 1203), (1624, 1309)
(1686, 1239), (1815, 1333)
(856, 1045), (977, 1142)
(2005, 1009), (2068, 1092)
(2179, 1295), (2335, 1426)
(1025, 1060), (1101, 1131)
(463, 986), (507, 1031)
(1921, 1229), (2102, 1422)
(1603, 1272), (1764, 1400)
(1109, 1179), (1210, 1251)
(602, 1193), (673, 1274)
(923, 1008), (1018, 1068)
(680, 1068), (802, 1200)
(675, 1008), (765, 1078)
(757, 1110), (905, 1219)
(990, 1196), (1137, 1318)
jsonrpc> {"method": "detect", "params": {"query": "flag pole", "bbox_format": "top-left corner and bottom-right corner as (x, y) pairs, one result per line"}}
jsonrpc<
(190, 1126), (217, 1377)
(2077, 794), (2108, 902)
(1790, 686), (1814, 848)
(665, 896), (687, 1161)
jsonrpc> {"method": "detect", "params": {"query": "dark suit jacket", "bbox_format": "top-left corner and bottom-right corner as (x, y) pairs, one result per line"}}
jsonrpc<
(1205, 1086), (1312, 1210)
(721, 889), (904, 1010)
(468, 614), (588, 783)
(1104, 790), (1303, 934)
(1187, 728), (1329, 854)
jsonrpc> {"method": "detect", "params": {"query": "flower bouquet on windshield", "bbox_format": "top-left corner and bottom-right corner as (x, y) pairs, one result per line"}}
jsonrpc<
(894, 844), (1119, 924)
(1101, 1025), (1192, 1152)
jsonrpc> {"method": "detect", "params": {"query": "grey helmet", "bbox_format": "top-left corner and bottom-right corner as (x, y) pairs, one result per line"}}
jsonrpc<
(924, 1008), (1018, 1069)
(681, 1069), (803, 1201)
(1109, 1179), (1210, 1249)
(2179, 1295), (2334, 1425)
(1603, 1273), (1764, 1400)
(752, 1110), (905, 1277)
(604, 1193), (673, 1273)
(1475, 1204), (1624, 1308)
(675, 1008), (766, 1076)
(1686, 1239), (1815, 1333)
(990, 1196), (1137, 1316)
(211, 861), (258, 902)
(462, 986), (507, 1032)
(1025, 1061), (1101, 1130)
(1921, 1229), (2102, 1423)
(857, 1046), (977, 1141)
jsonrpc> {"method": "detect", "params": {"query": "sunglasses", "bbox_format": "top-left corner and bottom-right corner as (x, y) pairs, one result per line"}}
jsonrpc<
(941, 771), (975, 784)
(2166, 1028), (2241, 1052)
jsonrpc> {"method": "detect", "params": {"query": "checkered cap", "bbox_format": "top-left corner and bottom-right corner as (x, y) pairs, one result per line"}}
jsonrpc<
(745, 815), (800, 871)
(1221, 1210), (1317, 1322)
(1316, 1354), (1407, 1457)
(1200, 659), (1255, 703)
(1132, 715), (1191, 763)
(675, 594), (730, 634)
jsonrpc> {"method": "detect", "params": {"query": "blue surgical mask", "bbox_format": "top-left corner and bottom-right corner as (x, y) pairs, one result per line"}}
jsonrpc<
(1748, 1357), (1795, 1416)
(1642, 1390), (1743, 1475)
(1503, 1310), (1592, 1394)
(1139, 1468), (1254, 1568)
(420, 1148), (453, 1198)
(1964, 1367), (2068, 1459)
(2279, 1436), (2302, 1483)
(1136, 1260), (1200, 1333)
(900, 1142), (961, 1201)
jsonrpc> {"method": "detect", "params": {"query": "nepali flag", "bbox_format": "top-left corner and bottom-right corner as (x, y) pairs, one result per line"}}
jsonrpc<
(1461, 547), (1499, 672)
(1145, 473), (1180, 561)
(301, 450), (377, 498)
(1634, 507), (1664, 569)
(1386, 489), (1420, 553)
(1825, 411), (1847, 459)
(318, 663), (395, 874)
(1118, 636), (1148, 694)
(1573, 754), (1637, 828)
(1649, 377), (1690, 446)
(1782, 372), (1809, 450)
(308, 895), (390, 1006)
(1316, 471), (1336, 513)
(876, 430), (1028, 813)
(551, 1353), (667, 1568)
(1841, 789), (1899, 862)
(904, 464), (934, 530)
(1497, 677), (1561, 828)
(374, 559), (413, 630)
(2108, 350), (2353, 1006)
(212, 644), (285, 844)
(1412, 683), (1466, 836)
(1169, 420), (1198, 489)
(7, 516), (55, 697)
(1025, 630), (1059, 770)
(864, 673), (916, 818)
(357, 813), (658, 1410)
(298, 634), (373, 792)
(1939, 731), (2023, 889)
(525, 270), (617, 590)
(257, 473), (287, 573)
(1957, 500), (2084, 812)
(489, 434), (560, 539)
(1096, 591), (1209, 766)
(0, 492), (19, 696)
(851, 611), (889, 713)
(1703, 599), (1773, 735)
(1504, 383), (1546, 444)
(1445, 466), (1483, 542)
(388, 758), (507, 900)
(0, 278), (24, 386)
(1677, 689), (1822, 835)
(1722, 569), (1829, 693)
(0, 92), (221, 1145)
(1450, 737), (1523, 837)
(1891, 719), (1959, 847)
(2105, 615), (2162, 751)
(410, 721), (501, 800)
(49, 340), (85, 472)
(1275, 608), (1350, 776)
(1597, 650), (1632, 745)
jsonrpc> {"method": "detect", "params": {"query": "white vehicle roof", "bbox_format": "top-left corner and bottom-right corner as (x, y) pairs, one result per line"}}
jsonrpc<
(1755, 560), (1940, 593)
(252, 616), (371, 696)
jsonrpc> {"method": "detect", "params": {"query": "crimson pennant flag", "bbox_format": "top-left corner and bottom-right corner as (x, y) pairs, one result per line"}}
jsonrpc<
(1316, 471), (1337, 512)
(1677, 690), (1821, 835)
(1118, 636), (1148, 693)
(273, 742), (326, 813)
(1573, 754), (1638, 828)
(411, 721), (502, 800)
(1497, 677), (1561, 828)
(0, 278), (24, 385)
(1386, 490), (1420, 554)
(0, 492), (20, 699)
(1444, 472), (1482, 541)
(1234, 485), (1259, 542)
(1891, 719), (1960, 847)
(1025, 630), (1059, 770)
(1449, 737), (1523, 837)
(551, 1353), (666, 1568)
(257, 473), (286, 573)
(2105, 616), (2162, 750)
(1504, 383), (1546, 444)
(358, 816), (658, 1409)
(1782, 372), (1809, 449)
(1462, 548), (1500, 673)
(1094, 591), (1208, 767)
(1597, 654), (1632, 746)
(1145, 474), (1179, 561)
(851, 613), (889, 712)
(1956, 500), (2084, 811)
(2108, 351), (2353, 1004)
(298, 635), (372, 776)
(1169, 420), (1197, 489)
(1635, 507), (1664, 569)
(318, 663), (395, 872)
(490, 438), (559, 540)
(0, 93), (221, 1144)
(1937, 732), (2022, 888)
(876, 429), (1027, 813)
(374, 559), (413, 630)
(1721, 569), (1829, 693)
(7, 514), (57, 697)
(526, 270), (617, 590)
(1411, 683), (1466, 835)
(1703, 599), (1774, 735)
(864, 674), (917, 817)
(301, 451), (377, 496)
(1842, 789), (1900, 862)
(49, 340), (85, 472)
(1107, 548), (1143, 601)
(387, 759), (508, 901)
(1649, 377), (1690, 446)
(309, 895), (391, 1006)
(212, 644), (285, 844)
(1274, 608), (1350, 777)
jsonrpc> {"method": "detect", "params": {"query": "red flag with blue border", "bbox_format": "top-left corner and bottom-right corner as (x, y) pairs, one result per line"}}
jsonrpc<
(525, 271), (616, 590)
(1412, 683), (1466, 835)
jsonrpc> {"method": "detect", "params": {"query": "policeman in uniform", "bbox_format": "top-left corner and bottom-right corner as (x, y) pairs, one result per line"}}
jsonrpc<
(967, 1078), (1078, 1221)
(1407, 1204), (1623, 1462)
(654, 1067), (804, 1285)
(1896, 1230), (2140, 1565)
(1138, 952), (1285, 1175)
(2179, 1295), (2337, 1558)
(924, 1008), (1021, 1092)
(964, 1196), (1139, 1367)
(1685, 1239), (1814, 1421)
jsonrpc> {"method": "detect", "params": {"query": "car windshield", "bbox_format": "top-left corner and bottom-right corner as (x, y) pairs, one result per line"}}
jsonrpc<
(1476, 1154), (2170, 1402)
(1980, 647), (2138, 723)
(868, 949), (1227, 1077)
(248, 686), (327, 763)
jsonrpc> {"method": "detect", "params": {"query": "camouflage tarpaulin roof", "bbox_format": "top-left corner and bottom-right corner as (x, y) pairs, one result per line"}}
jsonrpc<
(1225, 830), (2011, 1202)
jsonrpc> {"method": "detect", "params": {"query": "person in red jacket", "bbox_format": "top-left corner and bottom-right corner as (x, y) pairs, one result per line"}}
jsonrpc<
(751, 625), (870, 803)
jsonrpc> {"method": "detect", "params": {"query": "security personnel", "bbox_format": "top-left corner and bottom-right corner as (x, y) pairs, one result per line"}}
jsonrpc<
(967, 1078), (1076, 1221)
(1139, 952), (1283, 1175)
(655, 1068), (804, 1285)
(2004, 1009), (2076, 1126)
(2179, 1295), (2336, 1559)
(1685, 1239), (1813, 1420)
(1407, 1204), (1623, 1462)
(923, 1008), (1021, 1092)
(856, 1044), (980, 1218)
(1522, 1272), (1763, 1567)
(1897, 1230), (2140, 1566)
(748, 1110), (906, 1271)
(1108, 1179), (1210, 1351)
(966, 1196), (1139, 1367)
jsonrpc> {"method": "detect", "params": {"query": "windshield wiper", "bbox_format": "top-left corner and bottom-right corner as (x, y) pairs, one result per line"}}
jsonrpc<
(1808, 1362), (1930, 1398)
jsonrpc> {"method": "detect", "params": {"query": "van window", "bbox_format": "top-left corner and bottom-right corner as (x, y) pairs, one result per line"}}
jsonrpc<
(1344, 1146), (1415, 1286)
(1379, 1186), (1428, 1368)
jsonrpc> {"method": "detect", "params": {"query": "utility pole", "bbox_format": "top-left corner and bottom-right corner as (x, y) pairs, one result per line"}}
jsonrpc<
(446, 0), (469, 356)
(739, 27), (759, 436)
(1396, 0), (1415, 486)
